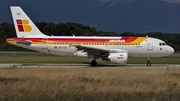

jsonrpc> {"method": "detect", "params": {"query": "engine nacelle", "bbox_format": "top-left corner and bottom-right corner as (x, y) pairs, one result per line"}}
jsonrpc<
(73, 51), (88, 57)
(108, 53), (128, 64)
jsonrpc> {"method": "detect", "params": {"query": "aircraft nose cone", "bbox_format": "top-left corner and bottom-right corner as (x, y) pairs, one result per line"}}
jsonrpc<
(169, 46), (174, 55)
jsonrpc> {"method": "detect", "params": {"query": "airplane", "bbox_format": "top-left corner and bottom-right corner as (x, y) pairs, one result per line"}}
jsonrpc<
(6, 6), (174, 66)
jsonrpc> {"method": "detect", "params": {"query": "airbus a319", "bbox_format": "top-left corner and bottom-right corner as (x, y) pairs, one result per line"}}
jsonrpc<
(7, 6), (174, 66)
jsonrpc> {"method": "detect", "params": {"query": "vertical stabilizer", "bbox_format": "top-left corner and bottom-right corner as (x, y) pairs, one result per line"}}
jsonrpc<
(10, 6), (47, 37)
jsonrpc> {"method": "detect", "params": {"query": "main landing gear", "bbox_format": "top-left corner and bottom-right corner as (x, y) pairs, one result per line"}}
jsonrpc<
(90, 56), (98, 67)
(91, 60), (97, 67)
(146, 57), (151, 66)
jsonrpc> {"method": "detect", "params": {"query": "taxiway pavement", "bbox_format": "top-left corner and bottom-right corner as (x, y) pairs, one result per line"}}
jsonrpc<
(0, 63), (179, 68)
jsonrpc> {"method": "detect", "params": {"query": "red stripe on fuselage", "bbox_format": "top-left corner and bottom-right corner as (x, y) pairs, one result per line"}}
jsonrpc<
(125, 37), (138, 43)
(10, 37), (141, 43)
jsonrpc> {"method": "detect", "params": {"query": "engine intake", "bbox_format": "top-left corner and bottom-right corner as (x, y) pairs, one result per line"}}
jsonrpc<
(108, 53), (128, 64)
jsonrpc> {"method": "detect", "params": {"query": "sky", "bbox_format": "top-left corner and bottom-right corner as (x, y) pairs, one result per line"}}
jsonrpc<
(1, 0), (180, 33)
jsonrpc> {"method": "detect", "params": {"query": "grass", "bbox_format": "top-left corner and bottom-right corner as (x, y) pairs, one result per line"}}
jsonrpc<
(0, 67), (179, 100)
(0, 53), (180, 64)
(128, 56), (180, 64)
(0, 53), (180, 100)
(0, 53), (90, 63)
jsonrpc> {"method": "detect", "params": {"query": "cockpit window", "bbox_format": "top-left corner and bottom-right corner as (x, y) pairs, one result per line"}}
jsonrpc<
(159, 43), (166, 46)
(163, 43), (166, 45)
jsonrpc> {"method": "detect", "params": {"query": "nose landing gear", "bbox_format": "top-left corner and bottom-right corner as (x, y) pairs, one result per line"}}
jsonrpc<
(146, 57), (151, 66)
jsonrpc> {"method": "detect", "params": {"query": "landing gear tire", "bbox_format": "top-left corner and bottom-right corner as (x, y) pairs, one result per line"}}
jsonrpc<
(147, 62), (151, 66)
(91, 60), (97, 67)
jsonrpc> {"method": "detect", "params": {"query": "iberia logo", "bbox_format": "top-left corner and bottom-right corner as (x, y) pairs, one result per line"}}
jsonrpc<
(16, 19), (32, 32)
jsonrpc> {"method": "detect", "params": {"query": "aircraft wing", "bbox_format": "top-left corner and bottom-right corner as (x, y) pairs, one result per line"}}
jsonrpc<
(6, 38), (32, 45)
(74, 45), (128, 55)
(75, 45), (109, 53)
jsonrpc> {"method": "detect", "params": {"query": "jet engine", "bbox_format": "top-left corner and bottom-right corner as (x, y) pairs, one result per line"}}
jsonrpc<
(108, 52), (128, 64)
(73, 51), (88, 57)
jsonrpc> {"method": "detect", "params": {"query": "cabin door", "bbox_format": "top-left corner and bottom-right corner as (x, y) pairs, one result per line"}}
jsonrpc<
(42, 38), (48, 49)
(147, 39), (153, 50)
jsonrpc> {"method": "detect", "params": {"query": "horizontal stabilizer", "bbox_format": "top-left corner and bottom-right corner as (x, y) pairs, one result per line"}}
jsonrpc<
(6, 38), (32, 45)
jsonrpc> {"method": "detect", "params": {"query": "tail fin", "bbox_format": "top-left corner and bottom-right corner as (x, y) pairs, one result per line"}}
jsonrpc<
(10, 6), (47, 37)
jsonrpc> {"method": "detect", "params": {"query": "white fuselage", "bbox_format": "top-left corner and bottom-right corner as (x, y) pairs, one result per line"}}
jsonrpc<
(12, 36), (174, 58)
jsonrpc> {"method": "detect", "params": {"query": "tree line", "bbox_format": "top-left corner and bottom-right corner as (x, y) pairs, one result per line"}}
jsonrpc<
(0, 22), (180, 51)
